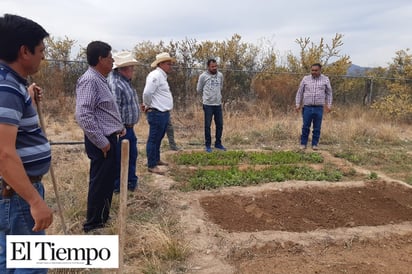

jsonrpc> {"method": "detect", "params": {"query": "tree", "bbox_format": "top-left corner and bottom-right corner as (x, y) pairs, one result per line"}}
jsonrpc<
(372, 49), (412, 122)
(286, 33), (350, 75)
(200, 34), (260, 102)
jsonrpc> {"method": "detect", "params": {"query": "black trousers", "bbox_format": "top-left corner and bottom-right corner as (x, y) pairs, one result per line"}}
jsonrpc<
(83, 134), (117, 232)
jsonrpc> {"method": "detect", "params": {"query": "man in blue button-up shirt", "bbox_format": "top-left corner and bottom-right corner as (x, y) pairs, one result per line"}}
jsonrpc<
(108, 51), (140, 192)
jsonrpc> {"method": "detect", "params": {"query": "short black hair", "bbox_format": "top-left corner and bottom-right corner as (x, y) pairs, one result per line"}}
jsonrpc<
(207, 58), (217, 66)
(311, 63), (322, 69)
(0, 14), (49, 62)
(86, 41), (111, 66)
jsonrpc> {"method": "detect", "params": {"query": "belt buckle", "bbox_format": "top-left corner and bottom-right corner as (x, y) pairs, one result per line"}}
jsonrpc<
(29, 175), (42, 183)
(1, 178), (14, 198)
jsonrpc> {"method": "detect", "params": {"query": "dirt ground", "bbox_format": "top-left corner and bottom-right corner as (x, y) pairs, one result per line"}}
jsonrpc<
(150, 150), (412, 274)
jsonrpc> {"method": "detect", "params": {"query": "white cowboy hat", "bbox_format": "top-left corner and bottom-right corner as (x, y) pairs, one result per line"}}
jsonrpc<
(150, 52), (176, 68)
(113, 51), (138, 69)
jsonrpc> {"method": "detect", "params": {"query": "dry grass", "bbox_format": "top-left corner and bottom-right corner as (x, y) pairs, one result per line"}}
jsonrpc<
(43, 103), (411, 273)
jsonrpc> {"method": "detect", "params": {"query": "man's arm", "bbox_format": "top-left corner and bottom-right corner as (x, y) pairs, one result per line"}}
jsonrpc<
(295, 78), (305, 112)
(142, 72), (158, 107)
(325, 78), (333, 112)
(0, 124), (53, 231)
(75, 80), (109, 149)
(196, 74), (205, 93)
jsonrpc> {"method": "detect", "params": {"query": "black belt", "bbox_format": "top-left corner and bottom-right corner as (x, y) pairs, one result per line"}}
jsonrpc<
(304, 105), (323, 107)
(1, 176), (43, 198)
(147, 108), (169, 113)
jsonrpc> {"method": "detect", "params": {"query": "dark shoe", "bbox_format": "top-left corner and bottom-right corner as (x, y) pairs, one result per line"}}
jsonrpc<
(170, 145), (181, 151)
(84, 228), (104, 235)
(205, 146), (212, 153)
(157, 160), (169, 166)
(214, 144), (227, 151)
(128, 184), (137, 192)
(83, 224), (105, 233)
(148, 166), (165, 175)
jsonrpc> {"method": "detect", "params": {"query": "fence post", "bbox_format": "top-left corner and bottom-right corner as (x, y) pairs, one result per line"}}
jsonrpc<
(118, 140), (129, 274)
(364, 78), (373, 105)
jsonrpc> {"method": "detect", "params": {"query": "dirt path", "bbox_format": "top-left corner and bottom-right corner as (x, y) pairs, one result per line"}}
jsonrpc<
(149, 150), (412, 274)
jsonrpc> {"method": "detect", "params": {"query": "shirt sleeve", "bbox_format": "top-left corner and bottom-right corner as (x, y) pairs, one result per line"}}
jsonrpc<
(143, 72), (158, 106)
(112, 78), (126, 123)
(325, 77), (333, 107)
(295, 78), (305, 107)
(196, 74), (205, 93)
(75, 79), (109, 149)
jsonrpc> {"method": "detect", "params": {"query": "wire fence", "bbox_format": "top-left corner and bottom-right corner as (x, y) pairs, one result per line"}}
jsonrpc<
(31, 59), (412, 146)
(33, 59), (411, 113)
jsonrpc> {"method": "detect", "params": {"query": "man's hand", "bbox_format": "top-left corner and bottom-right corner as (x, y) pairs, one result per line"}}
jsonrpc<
(119, 128), (126, 137)
(102, 143), (110, 158)
(30, 198), (53, 232)
(28, 83), (43, 104)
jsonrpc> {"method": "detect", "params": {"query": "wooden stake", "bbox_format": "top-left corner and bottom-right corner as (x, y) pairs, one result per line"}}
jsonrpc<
(118, 139), (129, 273)
(35, 87), (68, 235)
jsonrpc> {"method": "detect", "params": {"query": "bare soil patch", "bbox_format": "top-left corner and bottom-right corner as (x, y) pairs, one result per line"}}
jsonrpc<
(152, 150), (412, 274)
(200, 181), (412, 233)
(169, 181), (412, 274)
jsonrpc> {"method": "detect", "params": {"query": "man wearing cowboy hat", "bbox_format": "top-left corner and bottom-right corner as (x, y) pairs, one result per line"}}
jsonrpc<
(142, 52), (175, 175)
(108, 51), (140, 192)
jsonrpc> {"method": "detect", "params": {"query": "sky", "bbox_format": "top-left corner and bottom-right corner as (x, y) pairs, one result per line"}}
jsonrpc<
(2, 0), (411, 67)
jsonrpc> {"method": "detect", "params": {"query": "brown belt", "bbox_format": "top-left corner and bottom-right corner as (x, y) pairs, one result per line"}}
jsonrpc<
(1, 176), (43, 198)
(124, 124), (134, 128)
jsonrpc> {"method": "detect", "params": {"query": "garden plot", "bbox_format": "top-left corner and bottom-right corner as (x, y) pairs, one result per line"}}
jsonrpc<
(158, 151), (412, 274)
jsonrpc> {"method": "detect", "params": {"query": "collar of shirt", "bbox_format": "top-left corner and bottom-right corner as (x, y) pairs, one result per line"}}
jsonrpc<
(111, 69), (132, 83)
(89, 66), (108, 82)
(156, 67), (168, 79)
(0, 62), (28, 86)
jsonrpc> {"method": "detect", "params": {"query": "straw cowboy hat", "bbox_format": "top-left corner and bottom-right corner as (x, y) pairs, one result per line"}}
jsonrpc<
(113, 51), (138, 69)
(150, 52), (176, 68)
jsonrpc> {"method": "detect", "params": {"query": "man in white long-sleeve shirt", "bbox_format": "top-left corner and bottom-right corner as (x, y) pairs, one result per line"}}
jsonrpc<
(142, 52), (175, 175)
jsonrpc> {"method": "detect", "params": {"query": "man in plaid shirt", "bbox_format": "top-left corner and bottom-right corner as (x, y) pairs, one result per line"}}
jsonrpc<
(295, 63), (333, 150)
(75, 41), (125, 233)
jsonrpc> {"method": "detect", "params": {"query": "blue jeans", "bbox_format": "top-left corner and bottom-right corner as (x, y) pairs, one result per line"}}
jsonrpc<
(83, 134), (117, 232)
(0, 182), (47, 274)
(300, 106), (324, 146)
(146, 111), (170, 168)
(114, 127), (138, 192)
(203, 104), (223, 147)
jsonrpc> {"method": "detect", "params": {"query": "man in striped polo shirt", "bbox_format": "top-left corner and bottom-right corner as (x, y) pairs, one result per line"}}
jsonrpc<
(0, 14), (53, 273)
